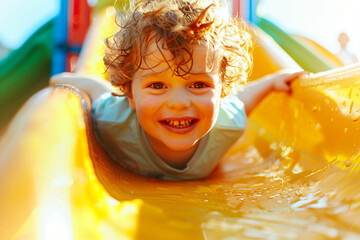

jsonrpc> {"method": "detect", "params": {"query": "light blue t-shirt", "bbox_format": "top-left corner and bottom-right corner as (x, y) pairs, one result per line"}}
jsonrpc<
(93, 93), (246, 180)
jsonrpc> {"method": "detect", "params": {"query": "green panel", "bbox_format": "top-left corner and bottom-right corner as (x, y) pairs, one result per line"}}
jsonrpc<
(0, 20), (54, 129)
(258, 18), (333, 73)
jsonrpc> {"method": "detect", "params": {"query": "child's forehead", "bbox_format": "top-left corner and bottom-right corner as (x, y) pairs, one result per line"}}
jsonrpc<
(140, 40), (222, 75)
(136, 68), (217, 82)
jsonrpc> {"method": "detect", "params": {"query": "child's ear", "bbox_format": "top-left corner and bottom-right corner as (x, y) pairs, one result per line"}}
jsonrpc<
(127, 94), (136, 111)
(123, 84), (136, 111)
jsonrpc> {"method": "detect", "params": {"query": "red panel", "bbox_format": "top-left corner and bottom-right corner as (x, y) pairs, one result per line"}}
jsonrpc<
(67, 0), (91, 45)
(232, 0), (241, 17)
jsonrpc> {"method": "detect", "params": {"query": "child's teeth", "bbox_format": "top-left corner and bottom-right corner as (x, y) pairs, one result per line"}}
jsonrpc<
(165, 119), (194, 127)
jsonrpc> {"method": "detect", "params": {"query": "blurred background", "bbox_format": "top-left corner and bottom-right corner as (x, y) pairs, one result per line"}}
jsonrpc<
(0, 0), (358, 61)
(0, 0), (359, 130)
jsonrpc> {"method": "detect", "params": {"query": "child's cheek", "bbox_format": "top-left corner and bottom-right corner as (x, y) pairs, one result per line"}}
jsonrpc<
(196, 91), (220, 107)
(195, 94), (220, 117)
(138, 97), (160, 113)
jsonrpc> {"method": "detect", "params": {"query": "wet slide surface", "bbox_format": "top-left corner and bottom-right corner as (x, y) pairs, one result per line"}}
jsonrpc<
(1, 64), (359, 239)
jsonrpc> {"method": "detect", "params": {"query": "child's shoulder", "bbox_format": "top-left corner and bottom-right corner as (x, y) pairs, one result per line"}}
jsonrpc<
(216, 96), (247, 130)
(221, 95), (245, 112)
(93, 92), (133, 123)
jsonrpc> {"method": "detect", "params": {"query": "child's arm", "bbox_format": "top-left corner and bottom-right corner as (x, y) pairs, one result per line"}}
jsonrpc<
(237, 69), (308, 115)
(50, 73), (114, 101)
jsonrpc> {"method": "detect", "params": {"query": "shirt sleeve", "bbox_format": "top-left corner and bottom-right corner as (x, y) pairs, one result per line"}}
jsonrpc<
(216, 95), (247, 130)
(92, 92), (139, 163)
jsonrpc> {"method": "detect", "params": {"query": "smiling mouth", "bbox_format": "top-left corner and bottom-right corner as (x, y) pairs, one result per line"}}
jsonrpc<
(161, 119), (198, 128)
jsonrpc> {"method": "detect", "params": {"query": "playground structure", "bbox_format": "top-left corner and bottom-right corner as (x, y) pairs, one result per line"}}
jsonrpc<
(0, 0), (345, 129)
(0, 0), (360, 239)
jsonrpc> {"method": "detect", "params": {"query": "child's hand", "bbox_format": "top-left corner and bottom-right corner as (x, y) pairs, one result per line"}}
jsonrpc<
(50, 73), (114, 101)
(237, 69), (309, 114)
(272, 69), (309, 92)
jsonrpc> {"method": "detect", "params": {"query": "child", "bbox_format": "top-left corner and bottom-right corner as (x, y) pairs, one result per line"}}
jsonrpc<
(336, 32), (358, 65)
(51, 0), (305, 180)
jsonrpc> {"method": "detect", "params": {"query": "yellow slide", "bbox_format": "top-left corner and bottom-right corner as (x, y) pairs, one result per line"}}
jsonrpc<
(1, 8), (360, 239)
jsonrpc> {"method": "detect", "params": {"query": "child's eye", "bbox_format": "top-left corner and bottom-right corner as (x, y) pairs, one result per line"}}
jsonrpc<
(149, 82), (166, 89)
(190, 82), (209, 88)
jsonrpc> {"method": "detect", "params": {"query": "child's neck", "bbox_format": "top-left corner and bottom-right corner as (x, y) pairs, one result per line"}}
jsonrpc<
(145, 134), (199, 170)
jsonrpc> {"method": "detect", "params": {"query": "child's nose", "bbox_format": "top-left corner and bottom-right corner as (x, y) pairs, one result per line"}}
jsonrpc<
(167, 90), (191, 111)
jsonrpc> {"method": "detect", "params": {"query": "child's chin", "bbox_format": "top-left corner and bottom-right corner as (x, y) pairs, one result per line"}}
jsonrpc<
(164, 140), (198, 152)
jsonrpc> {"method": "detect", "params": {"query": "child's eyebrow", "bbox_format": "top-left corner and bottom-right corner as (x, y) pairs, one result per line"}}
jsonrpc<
(139, 71), (166, 81)
(188, 73), (217, 81)
(139, 71), (216, 82)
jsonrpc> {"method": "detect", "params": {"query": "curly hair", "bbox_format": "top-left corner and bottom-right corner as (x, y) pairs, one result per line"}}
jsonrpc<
(104, 0), (253, 97)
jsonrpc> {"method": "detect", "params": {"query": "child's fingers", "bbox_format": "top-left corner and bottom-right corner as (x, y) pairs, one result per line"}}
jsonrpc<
(291, 71), (310, 79)
(284, 71), (310, 86)
(277, 69), (310, 79)
(274, 80), (291, 91)
(287, 71), (311, 88)
(273, 71), (310, 92)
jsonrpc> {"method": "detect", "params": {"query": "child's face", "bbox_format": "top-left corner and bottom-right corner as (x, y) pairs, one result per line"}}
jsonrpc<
(126, 42), (222, 152)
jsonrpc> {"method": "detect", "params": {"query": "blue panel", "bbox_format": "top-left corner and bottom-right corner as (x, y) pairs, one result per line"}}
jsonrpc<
(51, 0), (69, 75)
(249, 0), (260, 25)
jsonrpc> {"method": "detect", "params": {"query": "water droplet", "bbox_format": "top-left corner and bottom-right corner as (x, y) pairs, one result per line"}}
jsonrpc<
(344, 128), (348, 134)
(259, 128), (266, 136)
(227, 200), (241, 209)
(352, 117), (360, 122)
(349, 101), (354, 114)
(312, 105), (320, 112)
(344, 160), (352, 167)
